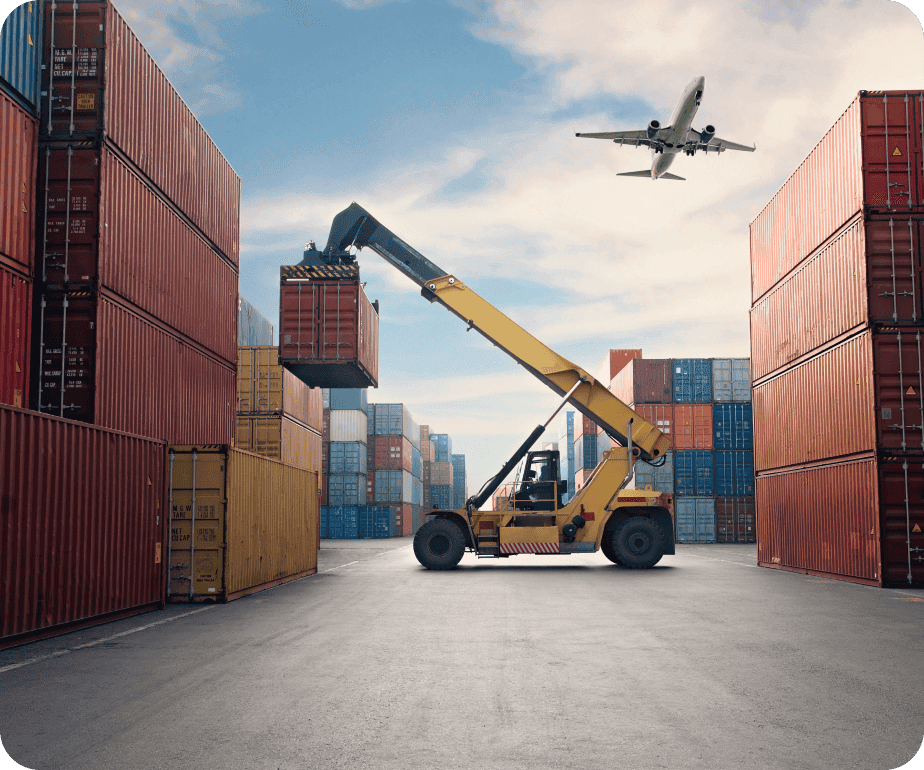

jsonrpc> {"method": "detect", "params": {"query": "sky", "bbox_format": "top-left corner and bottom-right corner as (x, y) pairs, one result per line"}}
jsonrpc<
(3, 0), (924, 496)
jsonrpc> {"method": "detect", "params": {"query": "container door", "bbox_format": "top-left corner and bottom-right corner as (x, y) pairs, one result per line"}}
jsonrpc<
(861, 92), (920, 212)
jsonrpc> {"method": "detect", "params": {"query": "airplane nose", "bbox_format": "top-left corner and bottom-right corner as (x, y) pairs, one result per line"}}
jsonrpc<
(696, 76), (705, 87)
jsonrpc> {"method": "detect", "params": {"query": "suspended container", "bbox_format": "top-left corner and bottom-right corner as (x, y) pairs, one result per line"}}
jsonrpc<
(278, 264), (379, 388)
(0, 405), (167, 649)
(757, 454), (923, 587)
(751, 90), (924, 304)
(167, 446), (318, 602)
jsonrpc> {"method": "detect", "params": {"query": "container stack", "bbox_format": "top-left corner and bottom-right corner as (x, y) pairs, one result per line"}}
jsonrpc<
(234, 346), (323, 475)
(420, 424), (433, 514)
(610, 354), (754, 544)
(429, 433), (455, 510)
(750, 89), (924, 588)
(32, 0), (240, 443)
(571, 413), (599, 495)
(321, 388), (369, 538)
(370, 403), (421, 536)
(450, 453), (467, 509)
(1, 5), (40, 409)
(557, 411), (576, 504)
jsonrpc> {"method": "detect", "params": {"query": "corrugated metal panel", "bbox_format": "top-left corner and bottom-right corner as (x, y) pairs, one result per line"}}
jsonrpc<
(412, 446), (421, 478)
(329, 409), (368, 442)
(675, 497), (716, 543)
(430, 461), (453, 486)
(632, 404), (673, 449)
(713, 403), (753, 450)
(234, 415), (321, 473)
(756, 457), (881, 584)
(359, 505), (393, 538)
(632, 451), (674, 493)
(37, 145), (238, 363)
(0, 264), (30, 407)
(609, 359), (672, 404)
(0, 2), (40, 110)
(574, 413), (596, 438)
(237, 347), (314, 426)
(0, 91), (37, 275)
(329, 388), (367, 412)
(753, 332), (875, 471)
(237, 296), (273, 346)
(715, 497), (756, 543)
(324, 505), (359, 539)
(36, 293), (236, 443)
(431, 433), (452, 462)
(320, 505), (328, 539)
(672, 359), (712, 403)
(430, 484), (453, 509)
(403, 469), (414, 504)
(394, 503), (412, 536)
(327, 474), (366, 506)
(673, 404), (713, 450)
(712, 358), (752, 402)
(574, 434), (598, 470)
(1, 405), (166, 645)
(328, 441), (367, 475)
(714, 451), (754, 496)
(41, 1), (240, 262)
(278, 276), (379, 388)
(879, 455), (924, 586)
(674, 450), (714, 495)
(372, 434), (413, 472)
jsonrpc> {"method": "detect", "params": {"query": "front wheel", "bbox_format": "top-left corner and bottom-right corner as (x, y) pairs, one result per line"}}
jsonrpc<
(612, 516), (665, 569)
(413, 518), (466, 570)
(600, 530), (623, 565)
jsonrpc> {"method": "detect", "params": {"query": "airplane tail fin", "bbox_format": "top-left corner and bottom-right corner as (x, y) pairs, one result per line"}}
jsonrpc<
(659, 172), (685, 180)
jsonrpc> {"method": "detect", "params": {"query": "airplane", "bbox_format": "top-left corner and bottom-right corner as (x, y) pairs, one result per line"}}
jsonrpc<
(575, 75), (755, 180)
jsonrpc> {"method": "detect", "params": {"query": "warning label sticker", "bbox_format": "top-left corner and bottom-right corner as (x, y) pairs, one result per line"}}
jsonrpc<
(893, 147), (903, 156)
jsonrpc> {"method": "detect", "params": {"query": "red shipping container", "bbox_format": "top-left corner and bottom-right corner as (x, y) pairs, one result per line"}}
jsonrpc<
(321, 439), (329, 474)
(398, 503), (413, 537)
(37, 145), (238, 363)
(757, 455), (924, 588)
(322, 408), (330, 441)
(372, 434), (413, 473)
(751, 215), (924, 380)
(751, 91), (924, 304)
(279, 266), (379, 388)
(573, 413), (596, 438)
(0, 264), (30, 407)
(754, 329), (924, 471)
(36, 291), (235, 443)
(715, 497), (755, 544)
(632, 404), (674, 449)
(367, 473), (374, 502)
(42, 1), (239, 262)
(673, 404), (713, 450)
(609, 359), (672, 404)
(0, 405), (167, 648)
(0, 91), (37, 275)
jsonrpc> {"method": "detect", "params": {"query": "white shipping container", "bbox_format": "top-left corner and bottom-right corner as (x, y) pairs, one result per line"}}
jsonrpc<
(712, 359), (751, 402)
(403, 469), (414, 503)
(329, 410), (368, 443)
(431, 461), (453, 486)
(404, 408), (420, 449)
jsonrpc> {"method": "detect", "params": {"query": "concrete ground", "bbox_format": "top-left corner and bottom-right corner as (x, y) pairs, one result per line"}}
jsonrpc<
(1, 541), (923, 770)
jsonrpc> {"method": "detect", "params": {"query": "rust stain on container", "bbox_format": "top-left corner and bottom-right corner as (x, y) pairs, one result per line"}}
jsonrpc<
(0, 405), (167, 648)
(0, 91), (37, 276)
(751, 91), (924, 304)
(42, 1), (240, 263)
(0, 264), (30, 407)
(167, 446), (318, 602)
(279, 268), (379, 388)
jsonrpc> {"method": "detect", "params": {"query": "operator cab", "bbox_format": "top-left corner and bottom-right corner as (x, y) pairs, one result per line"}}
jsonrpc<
(511, 450), (567, 511)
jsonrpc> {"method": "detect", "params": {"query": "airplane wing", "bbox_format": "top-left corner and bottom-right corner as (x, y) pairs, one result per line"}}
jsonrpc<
(687, 129), (756, 153)
(575, 129), (654, 148)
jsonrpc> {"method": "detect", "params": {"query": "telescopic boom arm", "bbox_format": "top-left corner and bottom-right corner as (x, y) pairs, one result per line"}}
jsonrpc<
(308, 202), (670, 466)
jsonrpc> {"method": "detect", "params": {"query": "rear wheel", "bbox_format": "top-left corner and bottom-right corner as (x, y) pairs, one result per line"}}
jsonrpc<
(613, 516), (665, 569)
(600, 529), (623, 565)
(413, 518), (466, 570)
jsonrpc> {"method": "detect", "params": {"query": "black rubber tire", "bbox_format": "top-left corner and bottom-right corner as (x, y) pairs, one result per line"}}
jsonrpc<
(600, 528), (623, 565)
(413, 518), (466, 570)
(613, 516), (665, 569)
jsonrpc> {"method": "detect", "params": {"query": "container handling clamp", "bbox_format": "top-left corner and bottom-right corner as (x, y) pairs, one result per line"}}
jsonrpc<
(304, 202), (675, 570)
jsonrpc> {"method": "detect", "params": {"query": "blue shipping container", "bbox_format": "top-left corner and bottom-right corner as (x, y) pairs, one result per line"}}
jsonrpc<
(412, 446), (421, 478)
(329, 441), (368, 475)
(359, 505), (394, 538)
(0, 2), (40, 112)
(412, 505), (421, 533)
(330, 388), (368, 412)
(674, 450), (714, 496)
(673, 359), (712, 403)
(374, 470), (403, 503)
(574, 434), (598, 470)
(713, 403), (753, 451)
(712, 358), (751, 402)
(412, 477), (422, 505)
(320, 505), (329, 539)
(675, 498), (716, 543)
(431, 484), (453, 509)
(558, 411), (576, 501)
(238, 296), (274, 346)
(634, 452), (674, 493)
(431, 434), (452, 462)
(327, 505), (359, 539)
(328, 474), (367, 506)
(714, 451), (754, 496)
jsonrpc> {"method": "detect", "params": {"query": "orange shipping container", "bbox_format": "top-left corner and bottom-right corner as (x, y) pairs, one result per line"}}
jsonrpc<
(632, 404), (674, 449)
(235, 415), (322, 474)
(673, 404), (713, 450)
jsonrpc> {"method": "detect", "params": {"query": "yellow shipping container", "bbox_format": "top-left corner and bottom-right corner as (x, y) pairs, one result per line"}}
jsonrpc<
(237, 346), (323, 433)
(236, 414), (321, 474)
(168, 446), (318, 602)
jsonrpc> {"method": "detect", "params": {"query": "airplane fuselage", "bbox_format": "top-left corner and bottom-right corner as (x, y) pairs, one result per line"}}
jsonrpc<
(649, 75), (705, 179)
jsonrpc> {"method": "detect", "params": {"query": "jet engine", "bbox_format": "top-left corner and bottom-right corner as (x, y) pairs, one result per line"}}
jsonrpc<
(700, 124), (716, 144)
(646, 120), (661, 140)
